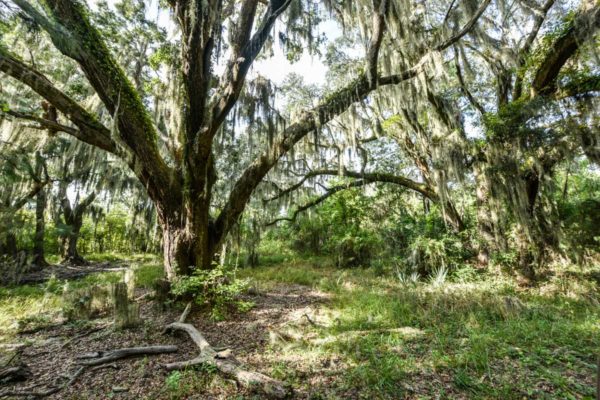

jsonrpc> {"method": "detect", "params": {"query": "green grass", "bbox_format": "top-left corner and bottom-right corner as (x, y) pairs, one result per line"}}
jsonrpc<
(2, 253), (598, 398)
(133, 261), (165, 288)
(244, 260), (600, 399)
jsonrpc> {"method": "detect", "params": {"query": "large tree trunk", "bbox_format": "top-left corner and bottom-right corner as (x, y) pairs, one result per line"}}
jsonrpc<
(160, 205), (218, 280)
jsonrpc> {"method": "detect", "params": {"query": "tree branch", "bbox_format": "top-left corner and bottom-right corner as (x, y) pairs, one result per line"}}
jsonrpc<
(274, 168), (436, 200)
(0, 48), (117, 154)
(11, 180), (50, 211)
(454, 51), (486, 115)
(208, 0), (293, 137)
(16, 0), (178, 208)
(531, 0), (600, 96)
(435, 0), (492, 50)
(513, 0), (556, 99)
(3, 109), (103, 146)
(366, 0), (389, 83)
(265, 180), (369, 226)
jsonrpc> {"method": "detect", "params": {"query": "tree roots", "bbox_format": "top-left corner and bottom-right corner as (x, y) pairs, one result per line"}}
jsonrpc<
(163, 304), (292, 399)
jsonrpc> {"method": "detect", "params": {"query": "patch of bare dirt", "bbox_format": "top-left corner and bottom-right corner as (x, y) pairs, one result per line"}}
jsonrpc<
(0, 284), (336, 399)
(13, 262), (128, 285)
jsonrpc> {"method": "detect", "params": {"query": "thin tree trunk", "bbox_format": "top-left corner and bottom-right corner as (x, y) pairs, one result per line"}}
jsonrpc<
(61, 192), (96, 265)
(474, 163), (496, 267)
(441, 198), (465, 232)
(31, 189), (48, 268)
(64, 222), (85, 264)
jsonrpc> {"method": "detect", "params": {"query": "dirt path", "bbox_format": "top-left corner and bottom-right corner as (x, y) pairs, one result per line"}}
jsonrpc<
(1, 284), (332, 399)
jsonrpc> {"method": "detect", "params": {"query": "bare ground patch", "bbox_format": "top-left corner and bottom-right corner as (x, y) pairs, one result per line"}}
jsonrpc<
(0, 284), (336, 399)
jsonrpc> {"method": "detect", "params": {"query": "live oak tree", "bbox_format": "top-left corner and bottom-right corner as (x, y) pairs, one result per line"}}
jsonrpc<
(0, 0), (503, 279)
(456, 0), (600, 276)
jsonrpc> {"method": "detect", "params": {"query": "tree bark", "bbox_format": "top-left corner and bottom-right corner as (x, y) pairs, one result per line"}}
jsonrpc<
(63, 214), (85, 265)
(160, 212), (217, 280)
(473, 163), (496, 266)
(0, 233), (18, 259)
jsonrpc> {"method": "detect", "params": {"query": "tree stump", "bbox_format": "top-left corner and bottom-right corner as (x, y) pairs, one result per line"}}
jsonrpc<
(112, 282), (140, 329)
(153, 279), (171, 310)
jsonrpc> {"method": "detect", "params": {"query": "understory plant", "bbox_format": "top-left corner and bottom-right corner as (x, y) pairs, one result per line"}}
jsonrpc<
(170, 263), (252, 320)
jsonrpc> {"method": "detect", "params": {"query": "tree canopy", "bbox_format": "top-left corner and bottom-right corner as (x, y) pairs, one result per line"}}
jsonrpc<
(0, 0), (598, 280)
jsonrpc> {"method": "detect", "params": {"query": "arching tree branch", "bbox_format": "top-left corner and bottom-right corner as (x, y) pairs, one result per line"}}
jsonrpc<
(13, 0), (178, 207)
(265, 180), (369, 226)
(214, 0), (491, 242)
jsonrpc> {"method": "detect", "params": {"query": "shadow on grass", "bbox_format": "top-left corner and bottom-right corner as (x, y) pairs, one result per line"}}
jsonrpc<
(311, 281), (600, 399)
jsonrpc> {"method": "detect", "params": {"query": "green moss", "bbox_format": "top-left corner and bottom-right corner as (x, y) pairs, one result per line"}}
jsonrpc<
(42, 0), (158, 144)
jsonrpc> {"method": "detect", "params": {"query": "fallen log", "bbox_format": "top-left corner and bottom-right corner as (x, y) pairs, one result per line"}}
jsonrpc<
(163, 314), (292, 398)
(77, 345), (178, 366)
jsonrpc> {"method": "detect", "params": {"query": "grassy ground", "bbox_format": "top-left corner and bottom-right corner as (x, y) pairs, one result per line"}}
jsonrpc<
(1, 254), (599, 399)
(0, 254), (163, 342)
(238, 258), (600, 399)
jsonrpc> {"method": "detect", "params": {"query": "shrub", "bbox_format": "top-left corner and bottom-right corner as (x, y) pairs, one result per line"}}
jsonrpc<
(170, 263), (252, 320)
(407, 234), (465, 277)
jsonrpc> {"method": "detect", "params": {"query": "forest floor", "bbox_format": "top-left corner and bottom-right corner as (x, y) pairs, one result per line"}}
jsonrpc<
(1, 254), (599, 399)
(14, 261), (128, 285)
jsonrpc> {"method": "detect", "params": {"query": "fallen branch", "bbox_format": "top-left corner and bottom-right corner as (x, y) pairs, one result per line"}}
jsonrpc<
(134, 292), (152, 302)
(163, 309), (292, 399)
(60, 325), (107, 349)
(77, 345), (178, 366)
(178, 302), (192, 323)
(1, 343), (177, 398)
(0, 366), (84, 398)
(90, 363), (119, 372)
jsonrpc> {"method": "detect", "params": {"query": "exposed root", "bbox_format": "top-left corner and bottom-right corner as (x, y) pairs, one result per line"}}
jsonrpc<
(163, 307), (292, 399)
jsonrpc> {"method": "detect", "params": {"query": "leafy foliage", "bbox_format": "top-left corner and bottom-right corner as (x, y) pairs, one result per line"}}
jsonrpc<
(170, 263), (252, 320)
